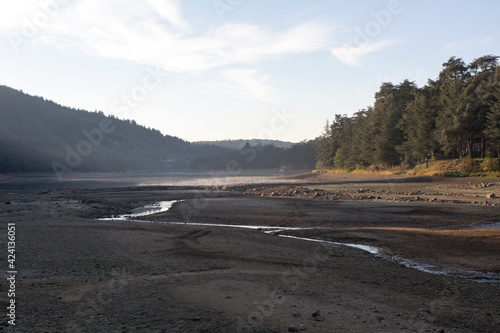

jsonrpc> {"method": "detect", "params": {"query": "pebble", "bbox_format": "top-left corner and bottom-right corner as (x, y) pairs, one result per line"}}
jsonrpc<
(486, 193), (495, 199)
(288, 325), (300, 332)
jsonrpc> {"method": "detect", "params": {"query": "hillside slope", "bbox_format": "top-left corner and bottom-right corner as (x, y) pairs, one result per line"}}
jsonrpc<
(0, 85), (193, 173)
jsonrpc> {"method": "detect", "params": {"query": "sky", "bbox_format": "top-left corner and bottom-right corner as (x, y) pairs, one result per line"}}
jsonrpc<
(0, 0), (499, 143)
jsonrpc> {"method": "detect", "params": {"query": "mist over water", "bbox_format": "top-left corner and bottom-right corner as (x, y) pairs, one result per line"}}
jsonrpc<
(0, 170), (303, 194)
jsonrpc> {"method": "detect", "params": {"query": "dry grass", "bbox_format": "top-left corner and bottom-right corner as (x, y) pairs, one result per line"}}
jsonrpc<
(314, 158), (500, 178)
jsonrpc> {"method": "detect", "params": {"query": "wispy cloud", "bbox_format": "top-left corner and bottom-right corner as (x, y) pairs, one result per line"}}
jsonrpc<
(445, 36), (494, 50)
(330, 39), (398, 67)
(144, 0), (189, 31)
(2, 0), (332, 74)
(221, 68), (279, 104)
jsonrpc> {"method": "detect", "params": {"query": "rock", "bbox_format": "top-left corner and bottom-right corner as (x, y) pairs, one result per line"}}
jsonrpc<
(486, 193), (495, 199)
(312, 309), (321, 317)
(288, 325), (300, 332)
(5, 201), (11, 205)
(299, 323), (306, 330)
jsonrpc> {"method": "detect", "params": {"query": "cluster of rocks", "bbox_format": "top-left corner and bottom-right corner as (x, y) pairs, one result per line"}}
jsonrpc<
(242, 185), (336, 200)
(287, 309), (324, 332)
(438, 182), (498, 190)
(475, 182), (497, 188)
(218, 184), (497, 206)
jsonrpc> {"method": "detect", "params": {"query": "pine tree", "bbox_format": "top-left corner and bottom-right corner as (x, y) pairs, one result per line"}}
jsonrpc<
(397, 85), (439, 164)
(371, 80), (416, 166)
(435, 57), (470, 157)
(486, 66), (500, 157)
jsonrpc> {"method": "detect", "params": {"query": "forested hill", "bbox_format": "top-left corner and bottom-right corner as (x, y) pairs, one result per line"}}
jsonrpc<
(0, 85), (194, 173)
(316, 55), (500, 170)
(0, 86), (317, 174)
(195, 139), (295, 150)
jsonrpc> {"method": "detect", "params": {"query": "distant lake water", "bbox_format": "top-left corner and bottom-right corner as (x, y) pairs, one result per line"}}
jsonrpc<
(0, 170), (305, 194)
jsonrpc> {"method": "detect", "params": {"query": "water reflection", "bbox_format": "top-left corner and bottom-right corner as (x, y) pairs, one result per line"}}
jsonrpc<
(0, 170), (302, 194)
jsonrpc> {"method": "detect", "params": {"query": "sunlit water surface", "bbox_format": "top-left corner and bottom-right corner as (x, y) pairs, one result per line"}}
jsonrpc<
(0, 170), (302, 194)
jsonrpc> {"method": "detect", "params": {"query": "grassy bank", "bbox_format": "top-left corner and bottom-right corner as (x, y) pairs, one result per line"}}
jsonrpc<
(314, 157), (500, 177)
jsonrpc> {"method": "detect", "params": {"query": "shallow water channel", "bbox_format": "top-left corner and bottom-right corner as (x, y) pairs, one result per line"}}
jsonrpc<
(98, 200), (500, 285)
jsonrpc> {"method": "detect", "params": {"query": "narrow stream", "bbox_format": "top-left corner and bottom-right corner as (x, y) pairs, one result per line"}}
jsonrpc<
(98, 200), (500, 285)
(98, 201), (181, 221)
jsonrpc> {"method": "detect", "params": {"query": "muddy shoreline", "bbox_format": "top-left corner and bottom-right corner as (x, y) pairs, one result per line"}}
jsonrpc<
(1, 174), (499, 332)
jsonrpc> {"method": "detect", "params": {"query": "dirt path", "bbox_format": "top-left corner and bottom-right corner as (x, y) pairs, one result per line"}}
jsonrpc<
(1, 175), (499, 332)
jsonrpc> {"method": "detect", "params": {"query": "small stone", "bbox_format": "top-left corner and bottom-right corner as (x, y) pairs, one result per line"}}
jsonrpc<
(299, 324), (306, 330)
(312, 309), (321, 317)
(288, 325), (300, 332)
(486, 193), (495, 199)
(5, 201), (11, 205)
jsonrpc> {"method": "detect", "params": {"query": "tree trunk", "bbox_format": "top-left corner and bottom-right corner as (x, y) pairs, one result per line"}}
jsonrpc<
(467, 140), (473, 159)
(481, 136), (485, 158)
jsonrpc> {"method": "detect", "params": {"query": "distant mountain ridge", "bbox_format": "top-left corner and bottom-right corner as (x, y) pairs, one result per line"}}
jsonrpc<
(195, 139), (295, 150)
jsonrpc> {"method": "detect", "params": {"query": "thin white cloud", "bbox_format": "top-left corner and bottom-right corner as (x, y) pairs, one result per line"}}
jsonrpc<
(0, 2), (45, 31)
(330, 39), (397, 67)
(221, 68), (279, 105)
(2, 0), (332, 74)
(446, 36), (494, 50)
(144, 0), (189, 31)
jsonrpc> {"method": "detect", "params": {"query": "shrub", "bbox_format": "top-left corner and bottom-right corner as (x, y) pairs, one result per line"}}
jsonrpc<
(481, 157), (500, 172)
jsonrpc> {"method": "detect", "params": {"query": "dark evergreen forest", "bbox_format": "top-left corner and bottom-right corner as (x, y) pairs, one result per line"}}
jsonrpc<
(316, 55), (500, 169)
